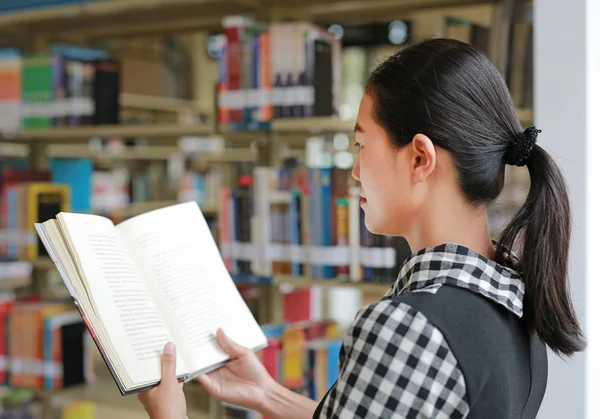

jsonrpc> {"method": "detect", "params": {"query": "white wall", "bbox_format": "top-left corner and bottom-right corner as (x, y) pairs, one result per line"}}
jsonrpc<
(535, 0), (599, 417)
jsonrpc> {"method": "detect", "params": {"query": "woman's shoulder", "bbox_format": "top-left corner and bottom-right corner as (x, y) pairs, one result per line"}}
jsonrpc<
(346, 295), (453, 361)
(333, 292), (471, 419)
(347, 284), (521, 360)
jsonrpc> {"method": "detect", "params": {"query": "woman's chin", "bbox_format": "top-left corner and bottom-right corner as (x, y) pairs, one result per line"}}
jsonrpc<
(363, 214), (384, 235)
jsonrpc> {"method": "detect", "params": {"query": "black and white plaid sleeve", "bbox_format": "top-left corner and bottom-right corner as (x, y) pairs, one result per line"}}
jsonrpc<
(318, 299), (470, 419)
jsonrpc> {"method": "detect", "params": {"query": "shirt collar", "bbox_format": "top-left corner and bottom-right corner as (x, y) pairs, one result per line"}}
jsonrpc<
(386, 243), (525, 318)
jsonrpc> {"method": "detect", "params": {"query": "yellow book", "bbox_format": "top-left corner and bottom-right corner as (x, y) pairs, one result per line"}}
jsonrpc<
(62, 401), (95, 419)
(26, 183), (71, 260)
(282, 327), (306, 390)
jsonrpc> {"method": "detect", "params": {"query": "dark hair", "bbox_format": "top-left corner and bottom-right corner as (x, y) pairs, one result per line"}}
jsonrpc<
(366, 38), (586, 357)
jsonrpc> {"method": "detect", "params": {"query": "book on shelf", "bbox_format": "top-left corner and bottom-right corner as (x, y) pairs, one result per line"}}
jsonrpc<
(34, 201), (268, 395)
(223, 320), (342, 419)
(218, 18), (341, 131)
(0, 44), (120, 135)
(220, 161), (411, 285)
(0, 291), (92, 391)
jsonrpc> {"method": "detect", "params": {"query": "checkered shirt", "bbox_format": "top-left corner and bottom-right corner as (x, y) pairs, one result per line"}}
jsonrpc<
(316, 243), (525, 419)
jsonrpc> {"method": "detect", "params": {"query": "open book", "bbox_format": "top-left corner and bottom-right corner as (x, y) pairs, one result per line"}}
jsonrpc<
(34, 201), (267, 395)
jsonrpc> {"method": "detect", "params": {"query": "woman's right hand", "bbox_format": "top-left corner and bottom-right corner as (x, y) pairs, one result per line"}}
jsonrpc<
(196, 328), (277, 411)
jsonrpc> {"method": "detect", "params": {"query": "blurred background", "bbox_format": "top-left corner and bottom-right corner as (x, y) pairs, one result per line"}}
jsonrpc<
(0, 0), (592, 418)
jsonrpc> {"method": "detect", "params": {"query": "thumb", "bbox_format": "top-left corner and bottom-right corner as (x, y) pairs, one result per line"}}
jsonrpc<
(161, 342), (177, 380)
(216, 328), (247, 358)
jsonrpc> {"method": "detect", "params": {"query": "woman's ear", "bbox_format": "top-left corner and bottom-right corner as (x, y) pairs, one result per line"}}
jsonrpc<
(410, 133), (437, 183)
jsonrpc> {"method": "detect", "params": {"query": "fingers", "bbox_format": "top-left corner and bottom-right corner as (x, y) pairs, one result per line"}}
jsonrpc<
(196, 374), (210, 387)
(161, 342), (177, 380)
(216, 328), (247, 358)
(196, 374), (218, 398)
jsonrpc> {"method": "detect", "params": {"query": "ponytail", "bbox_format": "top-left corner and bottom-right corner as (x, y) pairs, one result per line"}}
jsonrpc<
(496, 144), (586, 357)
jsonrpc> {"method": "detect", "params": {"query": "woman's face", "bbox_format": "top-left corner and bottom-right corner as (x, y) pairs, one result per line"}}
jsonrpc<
(352, 93), (425, 236)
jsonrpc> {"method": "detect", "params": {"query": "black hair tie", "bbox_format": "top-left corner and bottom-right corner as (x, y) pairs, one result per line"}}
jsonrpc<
(505, 126), (541, 167)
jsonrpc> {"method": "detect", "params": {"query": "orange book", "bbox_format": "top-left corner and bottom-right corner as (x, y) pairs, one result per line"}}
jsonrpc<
(34, 305), (71, 388)
(260, 32), (273, 122)
(9, 306), (24, 387)
(282, 326), (306, 390)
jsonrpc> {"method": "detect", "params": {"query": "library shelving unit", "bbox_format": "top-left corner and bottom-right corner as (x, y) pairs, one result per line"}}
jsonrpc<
(0, 0), (534, 417)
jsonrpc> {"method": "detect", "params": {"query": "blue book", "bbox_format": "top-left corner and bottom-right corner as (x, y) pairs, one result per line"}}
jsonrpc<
(49, 158), (92, 213)
(50, 43), (110, 61)
(327, 339), (343, 388)
(309, 168), (321, 278)
(320, 168), (334, 278)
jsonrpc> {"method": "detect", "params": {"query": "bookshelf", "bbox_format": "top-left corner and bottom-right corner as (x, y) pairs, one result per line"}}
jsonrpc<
(0, 1), (536, 418)
(0, 0), (261, 38)
(4, 124), (213, 143)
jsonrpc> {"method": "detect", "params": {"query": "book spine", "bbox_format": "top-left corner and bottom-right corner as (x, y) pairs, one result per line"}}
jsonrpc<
(223, 21), (243, 123)
(220, 188), (232, 272)
(360, 208), (373, 282)
(289, 190), (301, 276)
(260, 31), (272, 123)
(308, 168), (320, 278)
(320, 168), (334, 278)
(52, 54), (64, 127)
(348, 187), (361, 282)
(43, 315), (52, 389)
(230, 190), (239, 274)
(242, 28), (252, 125)
(335, 198), (349, 281)
(93, 60), (120, 125)
(271, 24), (283, 119)
(218, 33), (228, 125)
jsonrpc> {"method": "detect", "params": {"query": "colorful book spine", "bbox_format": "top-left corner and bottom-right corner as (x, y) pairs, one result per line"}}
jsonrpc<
(319, 168), (334, 278)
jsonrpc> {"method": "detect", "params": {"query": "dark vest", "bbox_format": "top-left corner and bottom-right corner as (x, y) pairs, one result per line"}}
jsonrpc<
(313, 285), (547, 418)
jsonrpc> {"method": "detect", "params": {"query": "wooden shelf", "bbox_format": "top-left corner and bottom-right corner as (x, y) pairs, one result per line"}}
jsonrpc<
(39, 372), (208, 419)
(0, 142), (28, 159)
(269, 0), (488, 22)
(120, 93), (207, 115)
(0, 0), (259, 38)
(233, 273), (392, 293)
(4, 124), (213, 143)
(193, 149), (258, 165)
(110, 201), (218, 219)
(46, 145), (182, 160)
(1, 110), (533, 145)
(274, 274), (392, 293)
(273, 117), (355, 135)
(46, 145), (259, 166)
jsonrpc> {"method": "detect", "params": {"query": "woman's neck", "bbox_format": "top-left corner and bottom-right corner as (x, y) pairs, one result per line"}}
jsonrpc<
(407, 200), (494, 260)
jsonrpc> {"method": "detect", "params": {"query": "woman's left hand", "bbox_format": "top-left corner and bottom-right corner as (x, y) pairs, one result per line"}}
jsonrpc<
(138, 342), (187, 419)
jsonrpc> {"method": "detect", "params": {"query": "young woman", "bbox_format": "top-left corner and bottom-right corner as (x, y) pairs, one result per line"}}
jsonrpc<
(138, 38), (586, 418)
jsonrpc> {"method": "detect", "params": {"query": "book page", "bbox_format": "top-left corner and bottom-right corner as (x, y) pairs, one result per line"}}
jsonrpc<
(56, 213), (190, 386)
(117, 202), (267, 373)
